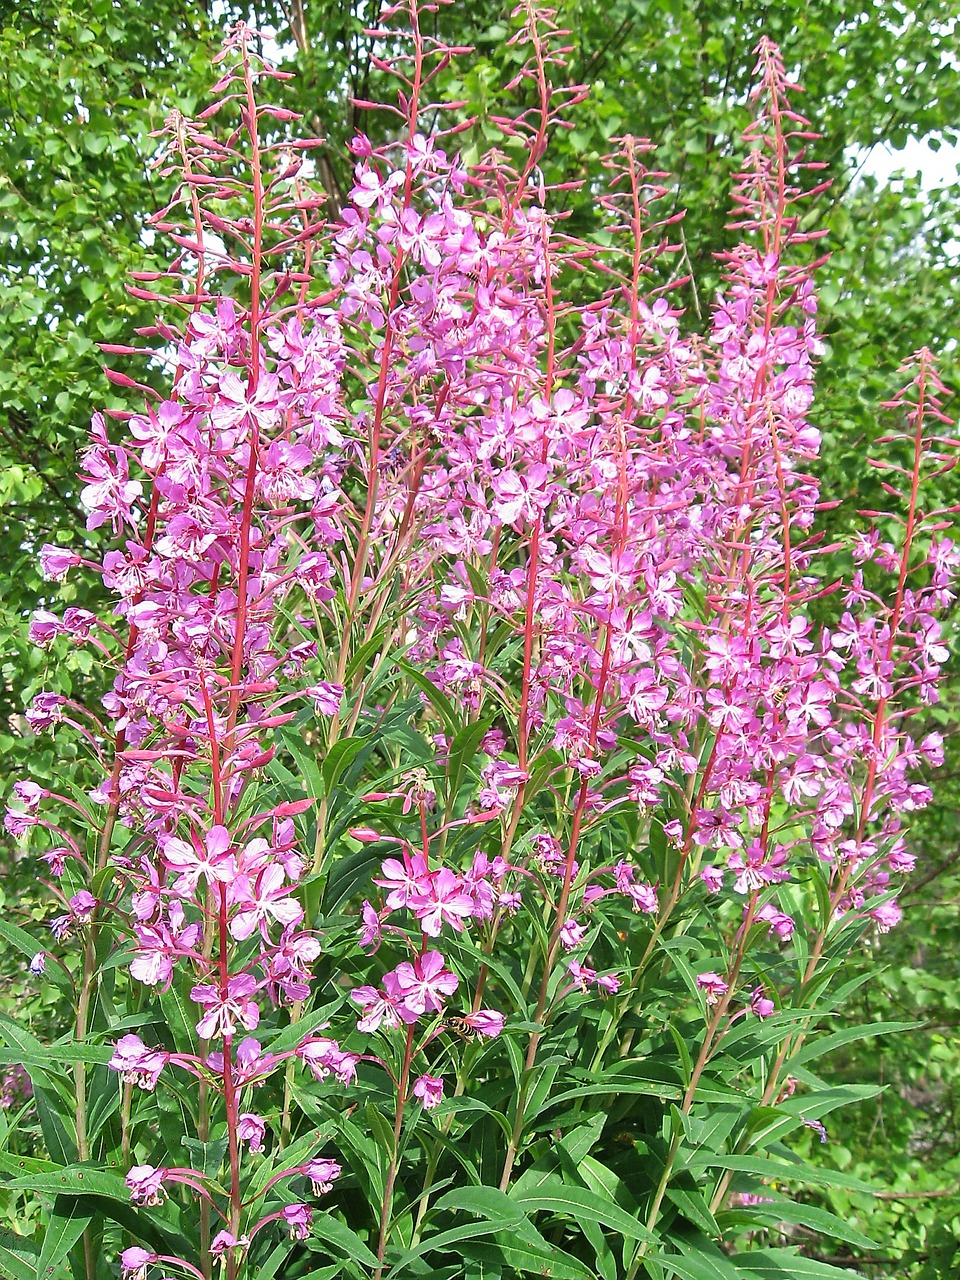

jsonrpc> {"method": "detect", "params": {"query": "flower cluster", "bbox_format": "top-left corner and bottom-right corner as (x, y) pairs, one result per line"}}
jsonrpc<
(5, 9), (954, 1278)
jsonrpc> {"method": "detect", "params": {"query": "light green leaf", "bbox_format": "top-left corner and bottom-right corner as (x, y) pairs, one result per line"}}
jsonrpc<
(37, 1196), (92, 1279)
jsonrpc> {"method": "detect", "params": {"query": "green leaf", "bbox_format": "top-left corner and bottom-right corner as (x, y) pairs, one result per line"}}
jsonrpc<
(309, 1216), (379, 1269)
(665, 1182), (721, 1238)
(0, 921), (71, 994)
(793, 1020), (918, 1065)
(511, 1176), (658, 1244)
(36, 1196), (92, 1280)
(738, 1196), (879, 1250)
(692, 1154), (876, 1195)
(731, 1250), (869, 1279)
(653, 1248), (740, 1280)
(0, 1228), (38, 1280)
(5, 1165), (129, 1200)
(460, 1238), (594, 1280)
(320, 736), (370, 794)
(35, 1092), (77, 1167)
(434, 1186), (526, 1226)
(396, 660), (460, 734)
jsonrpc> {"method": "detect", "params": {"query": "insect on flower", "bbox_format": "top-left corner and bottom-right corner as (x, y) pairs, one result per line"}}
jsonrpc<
(769, 683), (789, 708)
(445, 1015), (480, 1040)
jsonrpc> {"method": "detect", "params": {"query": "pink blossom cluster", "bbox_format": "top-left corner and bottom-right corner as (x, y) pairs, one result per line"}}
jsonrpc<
(4, 11), (955, 1275)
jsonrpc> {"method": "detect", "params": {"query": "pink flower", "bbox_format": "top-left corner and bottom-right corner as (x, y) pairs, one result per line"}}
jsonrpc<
(108, 1035), (169, 1091)
(126, 1164), (166, 1206)
(412, 1074), (444, 1110)
(871, 900), (902, 933)
(308, 681), (344, 716)
(375, 853), (429, 909)
(25, 693), (66, 731)
(627, 884), (658, 914)
(389, 950), (459, 1020)
(358, 899), (383, 951)
(750, 987), (776, 1019)
(282, 1203), (313, 1240)
(162, 825), (236, 897)
(297, 1037), (358, 1086)
(211, 1231), (241, 1257)
(567, 961), (597, 991)
(39, 544), (81, 582)
(69, 891), (96, 924)
(350, 985), (403, 1034)
(304, 1158), (342, 1195)
(227, 1036), (277, 1086)
(29, 609), (63, 646)
(191, 973), (260, 1039)
(238, 1112), (266, 1152)
(755, 902), (795, 940)
(408, 868), (475, 937)
(560, 919), (586, 950)
(120, 1248), (156, 1280)
(13, 780), (46, 810)
(701, 866), (724, 893)
(696, 973), (728, 1005)
(229, 864), (304, 941)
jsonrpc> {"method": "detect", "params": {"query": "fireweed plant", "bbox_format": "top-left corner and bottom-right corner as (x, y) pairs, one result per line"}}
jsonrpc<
(2, 5), (957, 1279)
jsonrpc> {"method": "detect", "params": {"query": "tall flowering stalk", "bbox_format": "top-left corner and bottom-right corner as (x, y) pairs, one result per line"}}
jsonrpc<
(4, 6), (956, 1279)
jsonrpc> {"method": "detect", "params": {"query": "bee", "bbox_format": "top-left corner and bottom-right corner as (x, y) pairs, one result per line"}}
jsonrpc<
(445, 1016), (479, 1040)
(768, 683), (789, 709)
(464, 267), (484, 287)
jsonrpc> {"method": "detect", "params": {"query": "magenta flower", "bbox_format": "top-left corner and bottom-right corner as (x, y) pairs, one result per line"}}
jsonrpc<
(25, 692), (66, 731)
(229, 864), (304, 941)
(457, 1009), (505, 1039)
(190, 973), (260, 1039)
(375, 853), (429, 910)
(700, 866), (724, 893)
(297, 1037), (358, 1085)
(304, 1158), (342, 1195)
(307, 681), (344, 717)
(238, 1112), (266, 1152)
(29, 611), (63, 647)
(696, 973), (729, 1005)
(412, 1074), (444, 1110)
(559, 919), (586, 950)
(627, 883), (659, 914)
(389, 950), (459, 1020)
(350, 985), (403, 1034)
(282, 1202), (313, 1240)
(126, 1164), (166, 1207)
(567, 961), (597, 991)
(108, 1035), (169, 1092)
(120, 1248), (156, 1280)
(211, 1231), (242, 1257)
(130, 905), (202, 988)
(358, 899), (384, 951)
(871, 900), (903, 933)
(39, 543), (82, 582)
(69, 891), (96, 924)
(751, 987), (776, 1019)
(755, 903), (795, 940)
(162, 825), (236, 897)
(408, 868), (475, 937)
(216, 1036), (277, 1087)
